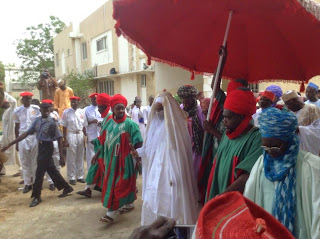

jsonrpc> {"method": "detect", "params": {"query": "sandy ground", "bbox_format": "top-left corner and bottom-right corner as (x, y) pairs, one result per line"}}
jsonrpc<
(0, 165), (142, 239)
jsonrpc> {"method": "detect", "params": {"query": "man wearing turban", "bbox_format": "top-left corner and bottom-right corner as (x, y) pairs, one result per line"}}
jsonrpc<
(206, 88), (262, 202)
(177, 85), (204, 179)
(77, 93), (113, 198)
(244, 107), (320, 238)
(305, 82), (320, 108)
(99, 94), (143, 223)
(252, 90), (276, 127)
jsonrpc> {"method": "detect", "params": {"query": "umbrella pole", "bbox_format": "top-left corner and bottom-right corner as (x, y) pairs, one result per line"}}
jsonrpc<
(202, 11), (233, 150)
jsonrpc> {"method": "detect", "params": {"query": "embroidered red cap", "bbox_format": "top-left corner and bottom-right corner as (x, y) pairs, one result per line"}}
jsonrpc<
(70, 96), (81, 101)
(196, 192), (294, 239)
(20, 92), (34, 97)
(261, 90), (276, 102)
(41, 99), (53, 105)
(88, 93), (98, 98)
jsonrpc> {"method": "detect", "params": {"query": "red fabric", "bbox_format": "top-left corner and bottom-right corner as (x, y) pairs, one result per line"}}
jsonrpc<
(226, 115), (252, 140)
(113, 0), (320, 84)
(197, 192), (294, 239)
(261, 91), (275, 102)
(88, 93), (98, 98)
(70, 96), (80, 101)
(97, 93), (111, 106)
(206, 157), (217, 202)
(227, 81), (247, 95)
(224, 89), (256, 116)
(41, 99), (53, 104)
(111, 94), (127, 109)
(20, 92), (33, 97)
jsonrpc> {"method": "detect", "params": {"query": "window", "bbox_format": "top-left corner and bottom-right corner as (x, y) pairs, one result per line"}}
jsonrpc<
(82, 42), (87, 60)
(141, 74), (146, 87)
(98, 80), (114, 95)
(96, 37), (107, 52)
(249, 83), (259, 93)
(55, 53), (59, 67)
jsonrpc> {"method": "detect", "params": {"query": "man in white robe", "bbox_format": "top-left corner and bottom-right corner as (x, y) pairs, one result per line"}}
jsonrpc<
(244, 107), (320, 239)
(130, 97), (146, 139)
(142, 95), (154, 125)
(137, 90), (198, 225)
(1, 93), (21, 176)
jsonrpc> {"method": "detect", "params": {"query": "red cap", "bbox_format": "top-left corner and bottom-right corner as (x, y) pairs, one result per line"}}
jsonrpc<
(20, 92), (34, 97)
(261, 90), (275, 102)
(70, 96), (81, 101)
(41, 99), (53, 105)
(88, 93), (98, 98)
(196, 192), (294, 239)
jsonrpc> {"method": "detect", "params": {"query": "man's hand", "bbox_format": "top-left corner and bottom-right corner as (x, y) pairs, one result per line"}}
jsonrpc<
(63, 140), (69, 148)
(130, 143), (139, 158)
(90, 119), (99, 124)
(129, 217), (176, 239)
(91, 154), (98, 165)
(1, 145), (10, 152)
(203, 120), (214, 133)
(59, 155), (66, 167)
(16, 144), (19, 152)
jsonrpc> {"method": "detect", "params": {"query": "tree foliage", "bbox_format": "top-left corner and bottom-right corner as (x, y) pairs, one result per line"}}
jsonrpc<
(16, 16), (66, 84)
(66, 71), (96, 108)
(0, 61), (5, 82)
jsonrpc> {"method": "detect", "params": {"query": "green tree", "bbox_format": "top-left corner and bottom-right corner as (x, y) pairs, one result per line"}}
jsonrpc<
(0, 61), (5, 82)
(16, 16), (66, 84)
(66, 70), (96, 108)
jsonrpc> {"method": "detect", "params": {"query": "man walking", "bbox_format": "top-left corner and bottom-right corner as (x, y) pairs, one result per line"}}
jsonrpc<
(61, 96), (85, 185)
(13, 92), (41, 193)
(1, 99), (74, 207)
(54, 79), (74, 116)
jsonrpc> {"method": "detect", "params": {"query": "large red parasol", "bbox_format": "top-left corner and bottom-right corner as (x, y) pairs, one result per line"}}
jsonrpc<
(113, 0), (320, 86)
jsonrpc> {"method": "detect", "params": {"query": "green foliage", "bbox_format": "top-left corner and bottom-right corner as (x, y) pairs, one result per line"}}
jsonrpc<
(16, 16), (66, 84)
(66, 70), (96, 108)
(0, 61), (5, 82)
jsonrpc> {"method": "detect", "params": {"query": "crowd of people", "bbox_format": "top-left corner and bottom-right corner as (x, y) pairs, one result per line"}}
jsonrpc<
(1, 63), (320, 238)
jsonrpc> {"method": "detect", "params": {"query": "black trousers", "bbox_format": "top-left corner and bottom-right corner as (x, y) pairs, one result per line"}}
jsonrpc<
(31, 141), (69, 199)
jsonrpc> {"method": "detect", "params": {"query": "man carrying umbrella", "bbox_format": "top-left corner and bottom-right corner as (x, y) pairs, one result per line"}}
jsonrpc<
(206, 88), (262, 202)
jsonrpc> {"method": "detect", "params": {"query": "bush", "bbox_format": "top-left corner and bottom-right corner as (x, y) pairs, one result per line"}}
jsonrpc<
(65, 70), (96, 108)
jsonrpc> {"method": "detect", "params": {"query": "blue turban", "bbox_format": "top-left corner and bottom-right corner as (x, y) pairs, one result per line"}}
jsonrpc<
(259, 107), (298, 141)
(266, 85), (283, 100)
(307, 82), (319, 91)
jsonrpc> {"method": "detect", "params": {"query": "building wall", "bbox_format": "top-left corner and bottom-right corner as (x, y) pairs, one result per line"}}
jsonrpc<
(155, 62), (204, 96)
(53, 24), (75, 79)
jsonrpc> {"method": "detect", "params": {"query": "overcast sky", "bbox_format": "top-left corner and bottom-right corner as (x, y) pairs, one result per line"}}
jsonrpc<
(0, 0), (108, 66)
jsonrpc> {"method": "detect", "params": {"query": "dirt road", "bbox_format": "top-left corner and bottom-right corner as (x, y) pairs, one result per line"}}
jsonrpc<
(0, 165), (142, 239)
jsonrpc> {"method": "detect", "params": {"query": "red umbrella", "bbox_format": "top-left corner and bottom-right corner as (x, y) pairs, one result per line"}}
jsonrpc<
(113, 0), (320, 87)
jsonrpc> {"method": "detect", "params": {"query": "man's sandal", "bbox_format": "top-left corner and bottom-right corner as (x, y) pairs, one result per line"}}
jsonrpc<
(99, 215), (114, 223)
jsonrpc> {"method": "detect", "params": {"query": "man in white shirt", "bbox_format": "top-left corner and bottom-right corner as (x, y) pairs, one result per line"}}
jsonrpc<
(12, 92), (41, 193)
(142, 95), (154, 125)
(130, 97), (146, 139)
(305, 82), (320, 108)
(61, 96), (85, 185)
(84, 93), (101, 171)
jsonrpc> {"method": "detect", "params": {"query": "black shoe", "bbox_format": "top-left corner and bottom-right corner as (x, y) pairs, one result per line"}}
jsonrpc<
(76, 188), (92, 198)
(58, 186), (74, 198)
(49, 184), (55, 191)
(23, 185), (32, 194)
(77, 179), (85, 183)
(69, 180), (76, 185)
(29, 198), (42, 207)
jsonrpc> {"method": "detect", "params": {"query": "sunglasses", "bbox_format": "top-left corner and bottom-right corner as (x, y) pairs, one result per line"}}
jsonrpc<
(261, 144), (284, 153)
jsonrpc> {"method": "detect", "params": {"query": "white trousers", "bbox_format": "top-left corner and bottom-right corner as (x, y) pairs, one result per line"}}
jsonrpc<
(66, 132), (85, 180)
(46, 141), (61, 184)
(19, 136), (38, 186)
(86, 140), (95, 171)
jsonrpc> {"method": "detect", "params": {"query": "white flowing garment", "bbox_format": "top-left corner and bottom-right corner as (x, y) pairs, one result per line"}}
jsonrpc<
(299, 119), (320, 156)
(138, 91), (199, 225)
(131, 106), (146, 139)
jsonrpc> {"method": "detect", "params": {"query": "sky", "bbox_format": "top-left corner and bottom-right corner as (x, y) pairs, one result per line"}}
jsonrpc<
(0, 0), (108, 66)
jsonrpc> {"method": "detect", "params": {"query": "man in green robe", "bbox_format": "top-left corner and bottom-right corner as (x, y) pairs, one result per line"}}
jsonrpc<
(206, 88), (262, 202)
(99, 94), (143, 223)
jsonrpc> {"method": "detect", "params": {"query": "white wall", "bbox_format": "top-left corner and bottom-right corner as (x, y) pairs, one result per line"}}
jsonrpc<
(155, 62), (204, 94)
(120, 76), (138, 105)
(61, 52), (66, 74)
(117, 36), (129, 73)
(91, 31), (113, 67)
